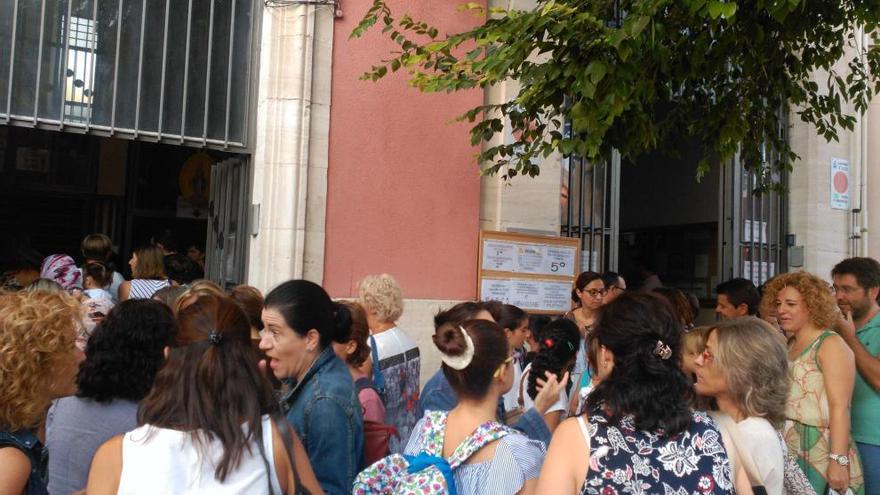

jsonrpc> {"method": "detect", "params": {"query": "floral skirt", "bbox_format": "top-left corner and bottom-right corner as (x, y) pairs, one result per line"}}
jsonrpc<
(784, 419), (864, 495)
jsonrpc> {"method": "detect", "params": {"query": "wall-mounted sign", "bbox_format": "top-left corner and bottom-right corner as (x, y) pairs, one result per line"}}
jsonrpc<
(830, 158), (849, 211)
(478, 230), (580, 314)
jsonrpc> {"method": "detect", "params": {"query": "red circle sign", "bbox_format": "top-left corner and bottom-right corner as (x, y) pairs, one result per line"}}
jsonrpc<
(833, 171), (848, 194)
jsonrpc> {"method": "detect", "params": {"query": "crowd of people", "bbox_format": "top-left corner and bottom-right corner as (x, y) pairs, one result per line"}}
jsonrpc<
(2, 232), (880, 495)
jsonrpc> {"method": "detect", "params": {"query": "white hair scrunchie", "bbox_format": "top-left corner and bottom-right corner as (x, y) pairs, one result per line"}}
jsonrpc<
(439, 326), (475, 370)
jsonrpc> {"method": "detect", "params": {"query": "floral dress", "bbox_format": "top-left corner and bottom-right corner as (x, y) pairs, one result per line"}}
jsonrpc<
(784, 331), (864, 495)
(579, 409), (733, 495)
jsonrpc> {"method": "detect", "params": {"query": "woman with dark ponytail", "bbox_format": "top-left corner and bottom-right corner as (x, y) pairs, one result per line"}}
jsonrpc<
(536, 292), (740, 495)
(261, 280), (364, 494)
(85, 294), (322, 494)
(518, 318), (580, 432)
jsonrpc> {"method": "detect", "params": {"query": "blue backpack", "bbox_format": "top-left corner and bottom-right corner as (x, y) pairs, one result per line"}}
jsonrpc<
(352, 410), (512, 495)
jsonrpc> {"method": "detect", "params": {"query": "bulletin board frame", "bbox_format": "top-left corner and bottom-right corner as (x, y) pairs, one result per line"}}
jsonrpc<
(477, 230), (580, 315)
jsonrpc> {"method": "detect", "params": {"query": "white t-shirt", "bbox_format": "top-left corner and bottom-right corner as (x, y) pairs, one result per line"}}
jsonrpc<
(117, 415), (283, 494)
(517, 363), (568, 415)
(737, 417), (784, 495)
(501, 360), (523, 411)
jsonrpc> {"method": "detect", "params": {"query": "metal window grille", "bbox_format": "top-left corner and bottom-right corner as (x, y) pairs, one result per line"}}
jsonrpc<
(560, 139), (621, 273)
(0, 0), (259, 150)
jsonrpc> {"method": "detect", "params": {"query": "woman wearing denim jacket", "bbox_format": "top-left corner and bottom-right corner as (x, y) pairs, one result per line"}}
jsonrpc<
(261, 280), (364, 494)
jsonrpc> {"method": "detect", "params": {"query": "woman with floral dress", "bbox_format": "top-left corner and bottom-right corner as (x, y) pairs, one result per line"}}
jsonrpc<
(762, 271), (864, 494)
(536, 292), (743, 495)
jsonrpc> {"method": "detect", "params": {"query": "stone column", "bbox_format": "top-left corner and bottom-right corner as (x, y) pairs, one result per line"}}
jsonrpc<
(247, 4), (334, 291)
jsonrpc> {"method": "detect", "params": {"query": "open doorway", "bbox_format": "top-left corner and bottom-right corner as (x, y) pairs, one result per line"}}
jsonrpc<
(0, 125), (250, 288)
(617, 147), (721, 324)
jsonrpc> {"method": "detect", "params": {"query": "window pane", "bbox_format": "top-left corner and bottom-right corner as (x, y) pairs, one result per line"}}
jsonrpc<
(9, 0), (41, 117)
(206, 0), (231, 141)
(136, 0), (167, 132)
(112, 0), (144, 130)
(90, 0), (120, 127)
(0, 0), (16, 116)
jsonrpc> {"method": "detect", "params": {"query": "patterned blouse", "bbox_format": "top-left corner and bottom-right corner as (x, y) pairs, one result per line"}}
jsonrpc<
(579, 409), (733, 495)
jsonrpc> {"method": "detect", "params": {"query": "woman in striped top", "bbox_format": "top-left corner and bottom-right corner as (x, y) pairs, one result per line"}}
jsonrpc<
(118, 246), (170, 301)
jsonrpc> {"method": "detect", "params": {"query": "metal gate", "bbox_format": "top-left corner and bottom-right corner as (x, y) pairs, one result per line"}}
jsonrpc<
(718, 154), (787, 287)
(205, 157), (250, 287)
(560, 149), (621, 273)
(0, 0), (259, 150)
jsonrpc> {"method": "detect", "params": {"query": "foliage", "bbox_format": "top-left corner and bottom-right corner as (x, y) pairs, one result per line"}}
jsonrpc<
(352, 0), (880, 189)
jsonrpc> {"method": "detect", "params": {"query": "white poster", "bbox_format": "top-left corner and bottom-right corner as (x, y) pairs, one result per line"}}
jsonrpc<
(479, 278), (573, 313)
(743, 261), (776, 285)
(830, 158), (850, 210)
(481, 238), (577, 277)
(743, 219), (768, 243)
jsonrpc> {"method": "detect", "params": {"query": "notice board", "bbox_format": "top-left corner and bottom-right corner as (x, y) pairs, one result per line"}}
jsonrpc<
(478, 230), (580, 314)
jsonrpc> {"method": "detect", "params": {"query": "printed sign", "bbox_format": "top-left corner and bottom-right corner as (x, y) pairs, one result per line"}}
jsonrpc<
(830, 158), (849, 210)
(478, 231), (580, 314)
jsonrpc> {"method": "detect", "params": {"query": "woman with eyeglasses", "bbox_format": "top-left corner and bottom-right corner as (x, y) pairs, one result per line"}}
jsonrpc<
(762, 271), (864, 494)
(565, 271), (605, 396)
(692, 317), (790, 493)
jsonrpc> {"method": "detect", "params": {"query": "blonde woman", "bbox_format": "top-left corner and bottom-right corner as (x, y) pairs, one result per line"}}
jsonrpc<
(0, 291), (85, 495)
(693, 317), (790, 492)
(359, 273), (420, 454)
(763, 271), (864, 494)
(118, 246), (170, 300)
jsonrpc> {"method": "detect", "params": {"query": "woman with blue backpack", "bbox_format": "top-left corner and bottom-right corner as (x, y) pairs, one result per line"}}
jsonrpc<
(354, 318), (545, 494)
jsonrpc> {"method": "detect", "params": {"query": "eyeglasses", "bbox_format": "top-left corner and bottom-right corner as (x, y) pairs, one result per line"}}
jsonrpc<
(493, 356), (514, 378)
(584, 288), (608, 298)
(831, 285), (862, 295)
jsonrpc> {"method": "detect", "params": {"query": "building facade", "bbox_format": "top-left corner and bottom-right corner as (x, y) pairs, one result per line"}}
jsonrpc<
(2, 0), (878, 383)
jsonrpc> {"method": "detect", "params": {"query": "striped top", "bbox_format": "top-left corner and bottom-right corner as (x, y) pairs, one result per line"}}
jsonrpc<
(403, 413), (545, 494)
(129, 279), (170, 299)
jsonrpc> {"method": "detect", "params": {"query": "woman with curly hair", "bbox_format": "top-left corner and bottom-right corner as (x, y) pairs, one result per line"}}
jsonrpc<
(536, 292), (738, 494)
(0, 291), (84, 495)
(763, 271), (865, 494)
(45, 299), (176, 494)
(518, 318), (580, 432)
(358, 273), (420, 454)
(693, 317), (790, 492)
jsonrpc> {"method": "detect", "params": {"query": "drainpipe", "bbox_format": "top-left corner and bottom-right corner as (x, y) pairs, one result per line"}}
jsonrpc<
(859, 28), (869, 256)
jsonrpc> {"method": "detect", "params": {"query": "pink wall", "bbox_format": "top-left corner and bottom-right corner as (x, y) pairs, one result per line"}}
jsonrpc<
(324, 0), (485, 299)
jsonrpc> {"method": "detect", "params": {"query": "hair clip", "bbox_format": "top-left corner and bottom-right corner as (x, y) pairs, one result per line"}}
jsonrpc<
(653, 340), (672, 360)
(440, 326), (475, 370)
(544, 338), (555, 349)
(208, 331), (223, 346)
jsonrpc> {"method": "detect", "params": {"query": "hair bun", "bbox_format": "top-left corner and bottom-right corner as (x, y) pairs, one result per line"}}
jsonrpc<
(331, 302), (353, 342)
(432, 323), (467, 357)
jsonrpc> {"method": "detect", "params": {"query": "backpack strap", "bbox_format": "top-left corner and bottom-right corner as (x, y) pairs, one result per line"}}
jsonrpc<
(369, 335), (386, 397)
(447, 420), (513, 469)
(354, 377), (374, 395)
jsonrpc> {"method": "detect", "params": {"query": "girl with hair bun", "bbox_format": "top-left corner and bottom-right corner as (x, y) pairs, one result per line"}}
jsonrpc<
(261, 279), (364, 494)
(403, 319), (546, 494)
(518, 318), (580, 432)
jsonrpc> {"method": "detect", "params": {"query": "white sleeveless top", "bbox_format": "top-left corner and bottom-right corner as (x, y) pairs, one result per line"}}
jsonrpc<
(118, 415), (283, 494)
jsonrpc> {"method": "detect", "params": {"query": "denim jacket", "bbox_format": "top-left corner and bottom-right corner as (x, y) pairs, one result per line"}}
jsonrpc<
(282, 347), (364, 495)
(0, 428), (49, 495)
(417, 368), (552, 445)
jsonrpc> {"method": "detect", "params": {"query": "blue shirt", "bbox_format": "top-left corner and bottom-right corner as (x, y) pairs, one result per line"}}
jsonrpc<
(417, 368), (552, 445)
(282, 347), (364, 495)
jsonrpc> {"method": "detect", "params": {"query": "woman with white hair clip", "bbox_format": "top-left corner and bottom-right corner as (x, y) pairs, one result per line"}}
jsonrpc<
(359, 273), (420, 454)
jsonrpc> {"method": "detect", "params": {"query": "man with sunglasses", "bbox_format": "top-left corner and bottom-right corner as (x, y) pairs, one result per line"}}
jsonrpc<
(831, 256), (880, 493)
